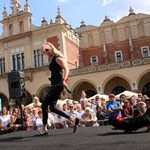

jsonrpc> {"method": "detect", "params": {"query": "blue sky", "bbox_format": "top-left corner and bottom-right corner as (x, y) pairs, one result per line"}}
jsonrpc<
(0, 0), (150, 35)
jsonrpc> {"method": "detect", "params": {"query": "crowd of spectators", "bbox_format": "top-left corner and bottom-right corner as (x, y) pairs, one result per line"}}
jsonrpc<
(0, 90), (150, 135)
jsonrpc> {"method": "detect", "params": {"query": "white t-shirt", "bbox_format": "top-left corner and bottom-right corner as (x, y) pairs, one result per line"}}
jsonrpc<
(0, 115), (11, 126)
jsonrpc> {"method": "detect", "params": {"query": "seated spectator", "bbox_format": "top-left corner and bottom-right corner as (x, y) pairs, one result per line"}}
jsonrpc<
(67, 104), (78, 127)
(10, 108), (23, 131)
(96, 105), (107, 126)
(90, 98), (96, 111)
(134, 101), (150, 131)
(145, 99), (150, 108)
(30, 108), (39, 130)
(119, 94), (127, 105)
(66, 99), (73, 110)
(76, 103), (85, 119)
(24, 107), (34, 131)
(35, 110), (43, 131)
(91, 96), (101, 113)
(62, 103), (69, 113)
(129, 95), (138, 108)
(72, 101), (79, 110)
(47, 109), (55, 129)
(0, 107), (12, 133)
(121, 99), (134, 118)
(53, 114), (68, 129)
(80, 107), (97, 127)
(101, 98), (108, 115)
(134, 101), (147, 117)
(106, 93), (123, 120)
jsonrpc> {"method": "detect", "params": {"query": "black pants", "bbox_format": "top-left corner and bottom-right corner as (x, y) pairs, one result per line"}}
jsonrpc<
(41, 84), (70, 124)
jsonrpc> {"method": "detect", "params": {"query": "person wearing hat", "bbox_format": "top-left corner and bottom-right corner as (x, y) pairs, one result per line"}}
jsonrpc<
(106, 93), (123, 121)
(80, 107), (97, 127)
(36, 42), (79, 136)
(134, 101), (147, 117)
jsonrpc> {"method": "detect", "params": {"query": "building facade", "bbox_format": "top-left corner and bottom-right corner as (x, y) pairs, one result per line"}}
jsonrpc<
(0, 0), (150, 108)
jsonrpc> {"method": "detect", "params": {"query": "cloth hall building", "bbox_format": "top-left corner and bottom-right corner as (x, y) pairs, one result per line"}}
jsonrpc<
(0, 0), (150, 107)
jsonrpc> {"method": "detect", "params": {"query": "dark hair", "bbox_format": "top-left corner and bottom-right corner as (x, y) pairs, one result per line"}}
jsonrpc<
(120, 94), (126, 98)
(145, 99), (150, 102)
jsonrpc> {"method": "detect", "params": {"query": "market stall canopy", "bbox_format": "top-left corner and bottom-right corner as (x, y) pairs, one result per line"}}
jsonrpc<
(115, 90), (138, 99)
(87, 93), (109, 101)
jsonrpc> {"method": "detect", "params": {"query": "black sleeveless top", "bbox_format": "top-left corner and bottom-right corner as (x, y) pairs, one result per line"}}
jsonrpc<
(49, 55), (63, 85)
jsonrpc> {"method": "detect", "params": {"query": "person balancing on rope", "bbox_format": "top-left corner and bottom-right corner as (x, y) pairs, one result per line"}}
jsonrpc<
(36, 42), (79, 136)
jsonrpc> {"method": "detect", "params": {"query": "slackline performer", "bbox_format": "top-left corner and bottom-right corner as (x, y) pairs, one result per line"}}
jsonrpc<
(36, 42), (79, 136)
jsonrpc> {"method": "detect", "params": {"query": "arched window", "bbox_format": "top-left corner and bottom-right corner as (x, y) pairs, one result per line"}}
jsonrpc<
(112, 86), (126, 95)
(142, 82), (150, 97)
(86, 90), (96, 98)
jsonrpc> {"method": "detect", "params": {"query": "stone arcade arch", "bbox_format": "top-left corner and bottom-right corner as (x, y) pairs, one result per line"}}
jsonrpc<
(23, 90), (33, 106)
(0, 90), (32, 108)
(103, 76), (131, 95)
(36, 84), (50, 102)
(142, 82), (150, 97)
(71, 81), (97, 101)
(9, 90), (32, 108)
(0, 92), (8, 109)
(138, 71), (150, 97)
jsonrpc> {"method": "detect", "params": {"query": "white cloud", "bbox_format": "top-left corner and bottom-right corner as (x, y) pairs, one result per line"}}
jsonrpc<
(102, 0), (113, 6)
(105, 0), (150, 23)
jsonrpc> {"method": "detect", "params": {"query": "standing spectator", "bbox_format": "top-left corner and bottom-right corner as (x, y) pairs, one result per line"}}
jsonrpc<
(80, 90), (88, 102)
(33, 96), (42, 109)
(80, 90), (88, 110)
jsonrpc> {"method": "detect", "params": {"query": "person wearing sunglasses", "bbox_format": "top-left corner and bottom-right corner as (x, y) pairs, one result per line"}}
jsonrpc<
(36, 42), (79, 136)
